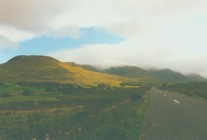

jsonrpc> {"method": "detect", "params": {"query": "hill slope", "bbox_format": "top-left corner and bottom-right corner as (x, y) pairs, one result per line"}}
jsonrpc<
(79, 65), (206, 84)
(149, 69), (206, 83)
(102, 66), (155, 83)
(0, 55), (126, 86)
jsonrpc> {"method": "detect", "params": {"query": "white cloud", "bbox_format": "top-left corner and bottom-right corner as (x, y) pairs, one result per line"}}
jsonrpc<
(0, 25), (36, 43)
(1, 0), (207, 40)
(49, 41), (174, 68)
(49, 40), (207, 76)
(0, 0), (81, 43)
(0, 0), (76, 31)
(47, 26), (80, 39)
(49, 12), (207, 76)
(0, 35), (18, 49)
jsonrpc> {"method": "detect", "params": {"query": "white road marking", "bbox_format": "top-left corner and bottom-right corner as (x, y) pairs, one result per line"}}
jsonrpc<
(173, 100), (180, 104)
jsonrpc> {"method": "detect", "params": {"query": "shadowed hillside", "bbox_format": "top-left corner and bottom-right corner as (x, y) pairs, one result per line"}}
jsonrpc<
(79, 65), (206, 84)
(148, 69), (206, 83)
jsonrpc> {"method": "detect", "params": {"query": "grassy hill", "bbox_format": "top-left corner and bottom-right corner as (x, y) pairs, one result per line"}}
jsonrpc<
(102, 66), (155, 83)
(0, 55), (126, 87)
(1, 55), (205, 87)
(79, 65), (206, 84)
(148, 69), (206, 83)
(160, 82), (207, 99)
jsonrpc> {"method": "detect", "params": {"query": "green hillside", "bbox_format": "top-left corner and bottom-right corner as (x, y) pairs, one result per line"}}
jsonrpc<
(0, 55), (126, 87)
(148, 69), (206, 83)
(103, 66), (155, 83)
(1, 55), (205, 87)
(80, 65), (206, 84)
(160, 82), (207, 99)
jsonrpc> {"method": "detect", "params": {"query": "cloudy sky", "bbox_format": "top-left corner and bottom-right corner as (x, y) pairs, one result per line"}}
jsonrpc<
(1, 0), (207, 76)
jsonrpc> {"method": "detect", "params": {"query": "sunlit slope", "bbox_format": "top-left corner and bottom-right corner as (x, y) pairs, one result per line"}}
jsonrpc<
(0, 56), (126, 86)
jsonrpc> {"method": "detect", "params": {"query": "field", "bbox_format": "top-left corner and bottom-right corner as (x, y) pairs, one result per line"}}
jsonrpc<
(159, 82), (207, 99)
(0, 82), (149, 140)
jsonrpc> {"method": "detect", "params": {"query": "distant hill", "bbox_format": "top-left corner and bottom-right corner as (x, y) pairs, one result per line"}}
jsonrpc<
(79, 65), (206, 84)
(148, 69), (206, 83)
(0, 55), (126, 87)
(102, 66), (155, 83)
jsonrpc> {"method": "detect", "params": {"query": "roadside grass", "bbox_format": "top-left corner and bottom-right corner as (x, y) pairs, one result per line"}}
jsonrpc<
(0, 85), (149, 140)
(159, 82), (207, 99)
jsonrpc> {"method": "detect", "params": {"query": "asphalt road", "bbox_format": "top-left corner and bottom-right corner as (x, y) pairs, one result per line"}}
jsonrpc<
(141, 87), (207, 140)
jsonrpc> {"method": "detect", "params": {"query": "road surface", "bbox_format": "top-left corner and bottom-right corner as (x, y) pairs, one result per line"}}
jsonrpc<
(141, 88), (207, 140)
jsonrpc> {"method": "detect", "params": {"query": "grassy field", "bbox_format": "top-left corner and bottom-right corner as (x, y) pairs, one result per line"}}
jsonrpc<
(159, 82), (207, 99)
(0, 82), (149, 140)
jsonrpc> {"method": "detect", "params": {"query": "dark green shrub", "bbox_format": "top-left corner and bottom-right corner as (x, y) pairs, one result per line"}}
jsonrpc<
(22, 89), (32, 96)
(96, 126), (127, 140)
(130, 93), (142, 101)
(0, 82), (5, 87)
(0, 92), (10, 97)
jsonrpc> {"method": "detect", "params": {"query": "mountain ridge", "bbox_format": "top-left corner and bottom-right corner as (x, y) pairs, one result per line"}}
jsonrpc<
(0, 55), (206, 86)
(78, 65), (206, 83)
